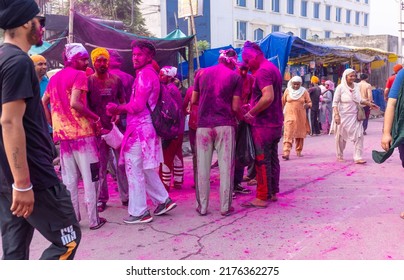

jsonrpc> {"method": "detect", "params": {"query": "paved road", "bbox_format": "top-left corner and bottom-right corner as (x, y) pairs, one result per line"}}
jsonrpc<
(2, 116), (404, 260)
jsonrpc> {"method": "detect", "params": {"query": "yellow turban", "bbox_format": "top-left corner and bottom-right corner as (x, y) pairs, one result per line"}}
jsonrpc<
(91, 47), (110, 65)
(311, 75), (319, 84)
(30, 54), (46, 64)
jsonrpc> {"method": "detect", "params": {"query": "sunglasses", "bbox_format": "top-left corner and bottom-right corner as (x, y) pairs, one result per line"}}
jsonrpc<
(35, 16), (46, 28)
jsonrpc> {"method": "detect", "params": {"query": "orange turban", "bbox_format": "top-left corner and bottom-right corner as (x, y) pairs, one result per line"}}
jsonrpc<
(311, 75), (320, 84)
(30, 54), (46, 64)
(91, 47), (110, 65)
(393, 64), (403, 73)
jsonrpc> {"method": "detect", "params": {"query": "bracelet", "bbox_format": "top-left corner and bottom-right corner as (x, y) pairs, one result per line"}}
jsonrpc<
(12, 183), (33, 192)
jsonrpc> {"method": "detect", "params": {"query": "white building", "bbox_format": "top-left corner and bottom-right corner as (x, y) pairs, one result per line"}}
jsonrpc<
(140, 0), (370, 48)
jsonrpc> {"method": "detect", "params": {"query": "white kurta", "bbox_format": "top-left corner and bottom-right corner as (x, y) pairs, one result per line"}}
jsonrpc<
(332, 83), (363, 141)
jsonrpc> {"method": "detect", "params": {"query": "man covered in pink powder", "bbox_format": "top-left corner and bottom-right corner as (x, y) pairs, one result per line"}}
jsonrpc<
(159, 66), (185, 190)
(42, 43), (106, 230)
(191, 48), (242, 216)
(240, 41), (283, 209)
(106, 40), (177, 224)
(87, 47), (129, 212)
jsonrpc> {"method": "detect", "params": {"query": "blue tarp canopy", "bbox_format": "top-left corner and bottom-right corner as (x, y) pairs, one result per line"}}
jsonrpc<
(179, 32), (294, 78)
(179, 32), (397, 79)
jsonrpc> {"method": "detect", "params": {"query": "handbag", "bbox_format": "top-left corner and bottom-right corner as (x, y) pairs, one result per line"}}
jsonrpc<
(356, 103), (366, 121)
(235, 121), (256, 166)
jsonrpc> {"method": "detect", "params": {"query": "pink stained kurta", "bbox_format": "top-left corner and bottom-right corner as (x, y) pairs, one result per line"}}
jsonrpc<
(120, 64), (163, 169)
(282, 90), (311, 142)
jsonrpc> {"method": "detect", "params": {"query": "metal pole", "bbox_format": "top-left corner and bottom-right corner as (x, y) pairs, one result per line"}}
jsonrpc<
(68, 0), (74, 43)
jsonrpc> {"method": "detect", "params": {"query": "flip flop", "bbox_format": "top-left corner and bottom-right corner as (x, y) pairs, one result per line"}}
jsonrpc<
(240, 201), (267, 209)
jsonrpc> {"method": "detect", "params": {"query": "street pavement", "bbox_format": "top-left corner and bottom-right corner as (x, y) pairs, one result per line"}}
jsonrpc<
(2, 116), (404, 260)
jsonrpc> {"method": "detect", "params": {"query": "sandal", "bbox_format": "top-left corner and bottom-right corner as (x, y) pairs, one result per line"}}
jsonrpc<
(354, 159), (366, 164)
(90, 217), (107, 230)
(240, 199), (267, 209)
(282, 155), (289, 160)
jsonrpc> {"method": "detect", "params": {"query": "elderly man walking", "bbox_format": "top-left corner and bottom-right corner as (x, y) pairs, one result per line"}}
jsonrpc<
(240, 41), (283, 209)
(43, 43), (106, 230)
(191, 49), (242, 216)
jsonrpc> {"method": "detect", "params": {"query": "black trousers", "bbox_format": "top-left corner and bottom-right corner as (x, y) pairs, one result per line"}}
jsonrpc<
(0, 183), (81, 260)
(310, 109), (321, 135)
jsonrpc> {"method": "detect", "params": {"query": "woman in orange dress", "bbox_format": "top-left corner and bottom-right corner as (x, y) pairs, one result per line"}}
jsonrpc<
(282, 76), (312, 160)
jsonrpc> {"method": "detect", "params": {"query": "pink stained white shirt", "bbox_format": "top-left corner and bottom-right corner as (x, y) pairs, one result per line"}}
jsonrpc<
(120, 64), (163, 169)
(44, 66), (94, 141)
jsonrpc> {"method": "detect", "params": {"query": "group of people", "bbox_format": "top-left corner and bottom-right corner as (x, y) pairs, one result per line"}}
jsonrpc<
(0, 0), (399, 261)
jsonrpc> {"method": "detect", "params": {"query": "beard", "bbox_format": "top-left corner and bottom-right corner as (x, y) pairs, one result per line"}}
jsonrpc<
(27, 21), (43, 47)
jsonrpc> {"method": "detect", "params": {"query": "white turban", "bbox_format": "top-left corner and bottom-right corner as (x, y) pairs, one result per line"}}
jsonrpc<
(160, 66), (177, 78)
(65, 43), (88, 62)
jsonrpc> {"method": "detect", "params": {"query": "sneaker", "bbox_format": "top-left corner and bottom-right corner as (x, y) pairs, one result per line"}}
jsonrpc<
(154, 198), (177, 216)
(90, 217), (107, 230)
(234, 184), (252, 194)
(97, 201), (106, 213)
(123, 211), (153, 224)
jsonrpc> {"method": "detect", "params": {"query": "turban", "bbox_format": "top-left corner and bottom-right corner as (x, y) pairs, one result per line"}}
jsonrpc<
(311, 75), (320, 84)
(64, 43), (88, 62)
(219, 48), (238, 66)
(0, 0), (39, 30)
(30, 54), (46, 64)
(91, 47), (110, 65)
(160, 66), (177, 78)
(393, 64), (403, 73)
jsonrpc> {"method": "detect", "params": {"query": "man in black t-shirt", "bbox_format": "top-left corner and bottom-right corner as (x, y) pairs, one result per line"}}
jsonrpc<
(0, 0), (81, 259)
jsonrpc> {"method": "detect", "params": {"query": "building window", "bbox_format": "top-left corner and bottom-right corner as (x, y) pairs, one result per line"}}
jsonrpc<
(336, 7), (342, 22)
(301, 1), (307, 17)
(300, 28), (307, 39)
(237, 21), (247, 40)
(355, 11), (360, 25)
(325, 30), (331, 38)
(255, 0), (264, 10)
(346, 10), (351, 24)
(272, 25), (280, 32)
(287, 0), (294, 14)
(313, 2), (320, 19)
(272, 0), (280, 12)
(364, 13), (368, 26)
(254, 28), (264, 40)
(364, 0), (369, 3)
(325, 5), (331, 21)
(237, 0), (246, 7)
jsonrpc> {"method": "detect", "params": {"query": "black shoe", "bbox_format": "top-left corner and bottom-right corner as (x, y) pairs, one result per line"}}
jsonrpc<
(90, 217), (107, 230)
(234, 184), (252, 194)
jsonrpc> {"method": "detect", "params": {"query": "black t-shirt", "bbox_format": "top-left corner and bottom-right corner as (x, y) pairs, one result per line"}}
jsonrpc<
(0, 43), (60, 192)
